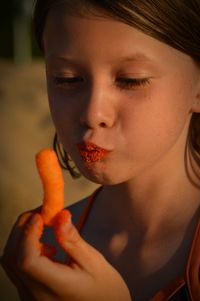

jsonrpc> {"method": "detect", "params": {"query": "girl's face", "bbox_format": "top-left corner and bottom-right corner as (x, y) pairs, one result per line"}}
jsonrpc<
(44, 8), (200, 184)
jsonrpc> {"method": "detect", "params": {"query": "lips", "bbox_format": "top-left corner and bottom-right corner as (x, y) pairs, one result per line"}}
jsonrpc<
(77, 141), (111, 163)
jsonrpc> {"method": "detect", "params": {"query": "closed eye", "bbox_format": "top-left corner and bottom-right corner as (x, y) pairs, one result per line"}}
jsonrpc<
(116, 78), (150, 90)
(52, 76), (150, 90)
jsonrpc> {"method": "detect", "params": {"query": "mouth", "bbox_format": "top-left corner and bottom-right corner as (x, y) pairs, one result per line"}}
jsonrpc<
(77, 141), (111, 163)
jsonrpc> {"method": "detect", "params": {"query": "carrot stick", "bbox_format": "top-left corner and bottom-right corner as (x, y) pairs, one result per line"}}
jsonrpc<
(35, 148), (64, 226)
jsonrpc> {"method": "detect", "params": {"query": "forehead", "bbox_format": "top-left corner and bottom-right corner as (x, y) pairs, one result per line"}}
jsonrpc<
(43, 11), (156, 59)
(43, 6), (198, 75)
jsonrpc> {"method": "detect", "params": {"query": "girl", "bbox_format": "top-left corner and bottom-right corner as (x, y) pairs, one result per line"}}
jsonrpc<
(1, 0), (200, 300)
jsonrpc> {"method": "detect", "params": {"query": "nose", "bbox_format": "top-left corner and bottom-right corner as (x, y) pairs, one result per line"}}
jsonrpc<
(80, 83), (116, 129)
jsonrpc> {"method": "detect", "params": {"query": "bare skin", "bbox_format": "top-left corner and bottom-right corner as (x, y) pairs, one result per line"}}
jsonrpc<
(1, 6), (200, 301)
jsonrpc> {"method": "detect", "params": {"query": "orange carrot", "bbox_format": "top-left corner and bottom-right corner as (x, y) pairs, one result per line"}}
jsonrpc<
(36, 148), (64, 226)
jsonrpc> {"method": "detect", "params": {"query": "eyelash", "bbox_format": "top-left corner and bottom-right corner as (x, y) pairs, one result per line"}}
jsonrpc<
(53, 76), (150, 90)
(116, 78), (150, 90)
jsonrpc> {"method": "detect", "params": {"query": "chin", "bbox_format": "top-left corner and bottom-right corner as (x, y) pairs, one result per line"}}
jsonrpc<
(78, 163), (126, 186)
(74, 155), (135, 185)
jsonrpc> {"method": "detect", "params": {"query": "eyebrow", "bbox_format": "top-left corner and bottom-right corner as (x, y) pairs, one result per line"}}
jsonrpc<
(46, 55), (82, 67)
(110, 53), (153, 64)
(46, 52), (154, 65)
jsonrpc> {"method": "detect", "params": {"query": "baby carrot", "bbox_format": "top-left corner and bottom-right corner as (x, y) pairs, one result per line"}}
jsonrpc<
(36, 148), (64, 226)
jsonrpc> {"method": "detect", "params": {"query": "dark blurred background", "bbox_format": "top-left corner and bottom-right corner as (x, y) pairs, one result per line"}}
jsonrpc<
(0, 1), (98, 300)
(1, 0), (41, 62)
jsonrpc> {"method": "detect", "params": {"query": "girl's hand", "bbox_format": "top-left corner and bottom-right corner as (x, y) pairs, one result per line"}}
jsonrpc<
(1, 209), (132, 301)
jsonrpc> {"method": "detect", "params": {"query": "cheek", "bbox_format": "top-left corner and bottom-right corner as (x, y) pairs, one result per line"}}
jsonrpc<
(121, 84), (192, 163)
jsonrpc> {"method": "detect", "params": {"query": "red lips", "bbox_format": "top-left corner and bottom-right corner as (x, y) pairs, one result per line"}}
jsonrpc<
(77, 142), (111, 163)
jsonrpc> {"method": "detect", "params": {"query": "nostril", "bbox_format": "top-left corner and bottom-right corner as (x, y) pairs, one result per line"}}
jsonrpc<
(100, 122), (106, 128)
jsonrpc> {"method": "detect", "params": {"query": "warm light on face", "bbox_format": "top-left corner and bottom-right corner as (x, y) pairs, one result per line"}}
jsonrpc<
(43, 10), (200, 185)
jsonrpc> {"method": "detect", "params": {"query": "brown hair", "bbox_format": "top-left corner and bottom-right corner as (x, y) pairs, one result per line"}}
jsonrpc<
(33, 0), (200, 183)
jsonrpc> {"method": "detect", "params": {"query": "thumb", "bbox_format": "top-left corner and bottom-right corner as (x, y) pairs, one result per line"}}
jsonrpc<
(54, 210), (105, 272)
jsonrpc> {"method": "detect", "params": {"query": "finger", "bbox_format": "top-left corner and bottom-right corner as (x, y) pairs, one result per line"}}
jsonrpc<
(36, 149), (64, 226)
(19, 213), (44, 261)
(7, 213), (57, 299)
(18, 213), (52, 279)
(54, 210), (106, 273)
(18, 212), (77, 290)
